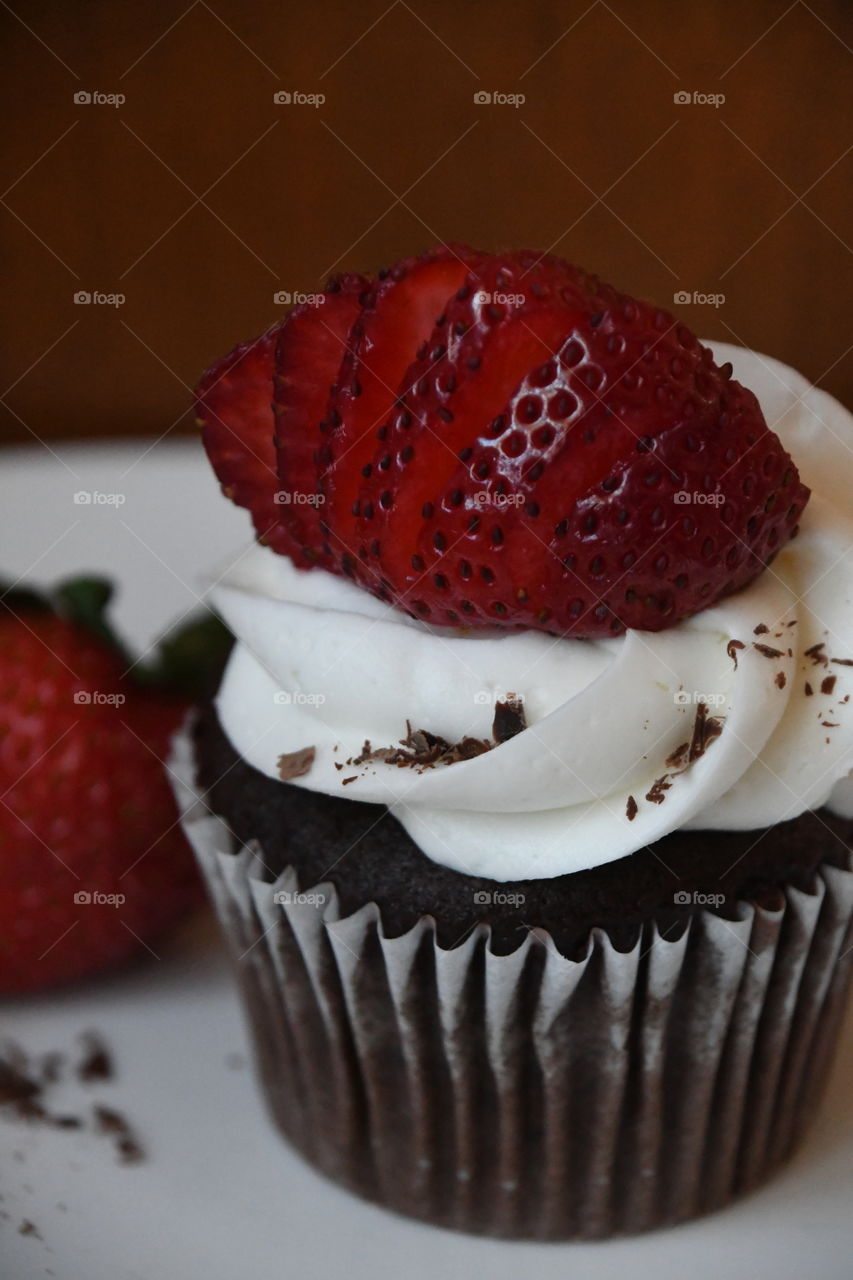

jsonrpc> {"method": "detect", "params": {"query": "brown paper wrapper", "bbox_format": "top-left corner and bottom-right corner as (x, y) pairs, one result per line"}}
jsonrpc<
(171, 728), (853, 1240)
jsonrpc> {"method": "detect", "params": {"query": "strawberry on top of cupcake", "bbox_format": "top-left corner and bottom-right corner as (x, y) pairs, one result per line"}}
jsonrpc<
(196, 244), (809, 639)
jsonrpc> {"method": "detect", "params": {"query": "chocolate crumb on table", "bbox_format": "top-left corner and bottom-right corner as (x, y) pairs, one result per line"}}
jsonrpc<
(77, 1031), (113, 1083)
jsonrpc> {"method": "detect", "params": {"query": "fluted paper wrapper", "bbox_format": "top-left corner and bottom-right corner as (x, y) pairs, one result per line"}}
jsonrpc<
(172, 729), (853, 1239)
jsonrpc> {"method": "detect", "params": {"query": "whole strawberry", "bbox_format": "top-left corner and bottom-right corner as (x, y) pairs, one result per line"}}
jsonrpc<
(0, 579), (229, 995)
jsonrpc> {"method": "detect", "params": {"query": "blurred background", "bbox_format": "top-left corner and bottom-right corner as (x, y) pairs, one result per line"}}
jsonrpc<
(1, 0), (852, 445)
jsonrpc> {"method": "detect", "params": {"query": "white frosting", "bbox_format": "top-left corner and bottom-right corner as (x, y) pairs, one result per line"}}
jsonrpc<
(211, 343), (853, 882)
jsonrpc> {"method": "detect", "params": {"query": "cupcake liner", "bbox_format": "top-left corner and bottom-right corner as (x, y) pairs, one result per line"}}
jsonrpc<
(171, 726), (853, 1240)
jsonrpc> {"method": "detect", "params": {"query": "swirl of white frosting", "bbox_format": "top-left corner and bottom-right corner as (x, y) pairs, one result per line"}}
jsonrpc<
(210, 343), (853, 882)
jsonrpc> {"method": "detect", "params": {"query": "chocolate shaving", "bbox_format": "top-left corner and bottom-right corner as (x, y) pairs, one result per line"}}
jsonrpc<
(805, 642), (829, 666)
(665, 741), (690, 769)
(93, 1105), (145, 1164)
(352, 721), (492, 773)
(277, 746), (315, 781)
(831, 657), (853, 667)
(77, 1032), (112, 1083)
(822, 721), (839, 729)
(754, 642), (783, 659)
(821, 675), (838, 696)
(726, 639), (746, 669)
(754, 623), (769, 635)
(688, 701), (724, 763)
(626, 795), (638, 821)
(341, 775), (358, 785)
(646, 776), (672, 804)
(492, 695), (527, 743)
(18, 1219), (40, 1239)
(805, 682), (814, 697)
(775, 671), (786, 689)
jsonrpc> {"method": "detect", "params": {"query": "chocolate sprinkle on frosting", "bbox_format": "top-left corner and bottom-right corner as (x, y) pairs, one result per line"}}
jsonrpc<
(645, 776), (672, 805)
(689, 701), (724, 762)
(492, 695), (527, 743)
(277, 746), (316, 781)
(726, 639), (746, 669)
(351, 722), (492, 773)
(754, 642), (783, 659)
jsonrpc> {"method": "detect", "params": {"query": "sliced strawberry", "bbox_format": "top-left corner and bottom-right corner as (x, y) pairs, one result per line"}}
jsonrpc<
(356, 252), (613, 608)
(273, 273), (370, 566)
(196, 326), (295, 556)
(320, 244), (481, 580)
(199, 246), (810, 638)
(358, 264), (808, 634)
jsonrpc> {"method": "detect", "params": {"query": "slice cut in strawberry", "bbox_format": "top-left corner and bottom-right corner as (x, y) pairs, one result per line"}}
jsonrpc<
(319, 244), (481, 582)
(196, 325), (296, 557)
(356, 256), (808, 633)
(273, 272), (370, 566)
(356, 252), (613, 611)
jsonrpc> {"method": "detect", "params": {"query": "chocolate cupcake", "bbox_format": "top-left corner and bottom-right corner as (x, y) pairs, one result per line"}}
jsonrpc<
(178, 247), (853, 1239)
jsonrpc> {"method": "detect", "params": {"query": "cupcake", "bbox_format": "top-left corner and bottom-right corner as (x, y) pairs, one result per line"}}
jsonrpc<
(176, 246), (853, 1239)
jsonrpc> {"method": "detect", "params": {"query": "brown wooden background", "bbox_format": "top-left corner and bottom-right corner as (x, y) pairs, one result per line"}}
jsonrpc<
(2, 0), (852, 445)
